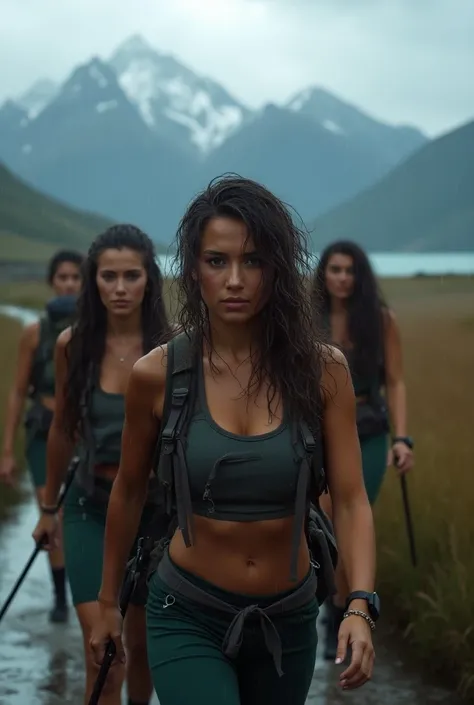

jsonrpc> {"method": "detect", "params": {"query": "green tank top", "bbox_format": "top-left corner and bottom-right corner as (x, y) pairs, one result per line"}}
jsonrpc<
(75, 366), (162, 506)
(184, 356), (308, 521)
(321, 311), (378, 396)
(87, 384), (125, 465)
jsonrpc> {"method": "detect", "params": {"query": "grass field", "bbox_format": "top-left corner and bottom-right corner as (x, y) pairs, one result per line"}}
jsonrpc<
(375, 274), (474, 699)
(0, 316), (28, 520)
(0, 275), (473, 697)
(0, 231), (59, 263)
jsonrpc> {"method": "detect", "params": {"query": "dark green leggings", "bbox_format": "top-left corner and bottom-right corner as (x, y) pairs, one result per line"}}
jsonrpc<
(146, 561), (319, 705)
(63, 478), (158, 606)
(360, 433), (388, 505)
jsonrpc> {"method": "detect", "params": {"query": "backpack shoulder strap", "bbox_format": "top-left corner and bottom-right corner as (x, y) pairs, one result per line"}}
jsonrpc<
(155, 332), (198, 545)
(29, 315), (52, 399)
(160, 332), (195, 442)
(297, 418), (326, 496)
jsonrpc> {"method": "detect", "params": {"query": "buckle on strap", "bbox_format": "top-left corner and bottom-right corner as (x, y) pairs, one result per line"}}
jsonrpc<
(170, 387), (188, 407)
(299, 423), (316, 454)
(160, 388), (189, 444)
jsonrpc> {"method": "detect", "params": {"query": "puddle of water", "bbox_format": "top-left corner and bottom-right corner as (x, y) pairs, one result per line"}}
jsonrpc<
(0, 304), (39, 327)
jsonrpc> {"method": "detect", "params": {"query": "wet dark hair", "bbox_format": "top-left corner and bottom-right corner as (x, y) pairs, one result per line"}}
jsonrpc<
(63, 224), (171, 439)
(173, 174), (328, 427)
(311, 240), (387, 381)
(47, 249), (85, 284)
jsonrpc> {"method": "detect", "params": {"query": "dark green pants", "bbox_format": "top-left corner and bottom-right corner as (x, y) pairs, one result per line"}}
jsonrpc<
(63, 478), (158, 606)
(25, 436), (47, 488)
(146, 559), (319, 705)
(360, 433), (388, 505)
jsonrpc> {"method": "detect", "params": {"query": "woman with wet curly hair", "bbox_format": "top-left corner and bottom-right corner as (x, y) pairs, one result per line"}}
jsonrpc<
(91, 177), (378, 704)
(311, 240), (414, 661)
(33, 224), (171, 705)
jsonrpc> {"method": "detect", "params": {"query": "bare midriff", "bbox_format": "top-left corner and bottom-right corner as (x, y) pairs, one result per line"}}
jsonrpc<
(169, 514), (311, 595)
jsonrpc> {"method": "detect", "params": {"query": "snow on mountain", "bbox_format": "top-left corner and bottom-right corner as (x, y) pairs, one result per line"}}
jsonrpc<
(17, 79), (58, 120)
(109, 35), (250, 153)
(287, 86), (427, 161)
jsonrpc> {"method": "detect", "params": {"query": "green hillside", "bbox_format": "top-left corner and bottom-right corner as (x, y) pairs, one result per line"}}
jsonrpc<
(311, 119), (474, 252)
(0, 161), (113, 261)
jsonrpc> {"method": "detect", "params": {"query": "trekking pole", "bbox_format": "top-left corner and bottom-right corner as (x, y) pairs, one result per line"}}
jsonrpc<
(0, 455), (80, 623)
(88, 537), (153, 705)
(400, 474), (417, 567)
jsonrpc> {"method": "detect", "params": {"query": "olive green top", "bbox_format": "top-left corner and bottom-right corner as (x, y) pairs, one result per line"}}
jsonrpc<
(184, 355), (308, 521)
(87, 385), (125, 465)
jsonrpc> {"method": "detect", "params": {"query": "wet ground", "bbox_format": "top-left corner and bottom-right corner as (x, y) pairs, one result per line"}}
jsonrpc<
(0, 483), (463, 705)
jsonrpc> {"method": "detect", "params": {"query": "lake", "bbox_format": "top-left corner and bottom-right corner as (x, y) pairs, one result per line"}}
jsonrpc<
(156, 252), (474, 278)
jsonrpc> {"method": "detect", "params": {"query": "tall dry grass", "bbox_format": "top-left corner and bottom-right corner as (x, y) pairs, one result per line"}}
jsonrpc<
(0, 315), (28, 519)
(375, 275), (474, 699)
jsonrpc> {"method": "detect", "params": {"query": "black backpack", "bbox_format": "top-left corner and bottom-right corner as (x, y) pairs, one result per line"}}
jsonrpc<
(149, 332), (338, 605)
(25, 296), (78, 443)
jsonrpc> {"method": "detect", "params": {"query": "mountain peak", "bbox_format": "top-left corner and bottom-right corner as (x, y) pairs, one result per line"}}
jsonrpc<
(113, 34), (157, 58)
(109, 36), (248, 152)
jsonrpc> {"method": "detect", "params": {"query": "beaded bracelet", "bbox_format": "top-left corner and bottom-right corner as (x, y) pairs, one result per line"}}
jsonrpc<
(343, 609), (376, 632)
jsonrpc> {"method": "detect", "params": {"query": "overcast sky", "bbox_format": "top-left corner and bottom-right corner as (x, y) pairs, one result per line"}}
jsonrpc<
(1, 0), (473, 137)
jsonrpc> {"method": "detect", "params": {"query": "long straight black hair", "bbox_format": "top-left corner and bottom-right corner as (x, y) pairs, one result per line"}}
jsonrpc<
(63, 224), (171, 439)
(312, 240), (387, 381)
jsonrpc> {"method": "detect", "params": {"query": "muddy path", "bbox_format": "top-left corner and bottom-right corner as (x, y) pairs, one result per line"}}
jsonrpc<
(0, 485), (463, 705)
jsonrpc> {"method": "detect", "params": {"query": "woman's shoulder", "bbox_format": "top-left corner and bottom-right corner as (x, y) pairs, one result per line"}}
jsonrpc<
(131, 343), (169, 389)
(320, 342), (349, 368)
(56, 326), (73, 350)
(319, 342), (352, 402)
(21, 320), (40, 348)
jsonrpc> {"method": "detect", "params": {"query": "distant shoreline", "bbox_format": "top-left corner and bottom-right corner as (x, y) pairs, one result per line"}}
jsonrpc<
(1, 252), (474, 283)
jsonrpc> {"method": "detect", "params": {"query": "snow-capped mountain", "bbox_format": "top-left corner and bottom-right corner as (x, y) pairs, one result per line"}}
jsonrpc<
(0, 34), (430, 246)
(17, 79), (58, 120)
(286, 86), (426, 165)
(2, 57), (198, 239)
(109, 35), (251, 153)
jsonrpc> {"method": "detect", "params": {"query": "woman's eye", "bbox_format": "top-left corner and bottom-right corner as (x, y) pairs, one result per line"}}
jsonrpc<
(207, 257), (225, 267)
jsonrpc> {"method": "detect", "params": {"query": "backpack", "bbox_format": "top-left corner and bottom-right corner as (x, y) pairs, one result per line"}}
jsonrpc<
(28, 295), (78, 401)
(25, 296), (77, 443)
(149, 331), (338, 606)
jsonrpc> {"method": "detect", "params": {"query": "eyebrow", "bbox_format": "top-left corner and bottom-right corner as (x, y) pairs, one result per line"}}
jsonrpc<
(99, 267), (143, 273)
(202, 250), (258, 257)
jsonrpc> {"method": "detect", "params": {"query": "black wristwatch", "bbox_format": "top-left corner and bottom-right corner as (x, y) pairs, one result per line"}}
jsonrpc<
(345, 591), (381, 622)
(392, 436), (414, 450)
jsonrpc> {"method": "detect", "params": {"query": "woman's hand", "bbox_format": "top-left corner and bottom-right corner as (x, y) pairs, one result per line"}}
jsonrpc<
(89, 604), (125, 668)
(335, 614), (375, 689)
(0, 454), (16, 486)
(32, 513), (59, 550)
(388, 441), (414, 475)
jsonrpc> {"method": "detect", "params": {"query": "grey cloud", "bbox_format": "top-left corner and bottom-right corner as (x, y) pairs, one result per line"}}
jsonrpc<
(0, 0), (472, 136)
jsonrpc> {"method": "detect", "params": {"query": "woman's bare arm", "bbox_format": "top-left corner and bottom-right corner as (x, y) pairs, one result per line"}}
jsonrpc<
(1, 322), (38, 457)
(383, 309), (407, 437)
(98, 346), (167, 606)
(43, 328), (76, 506)
(321, 347), (376, 606)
